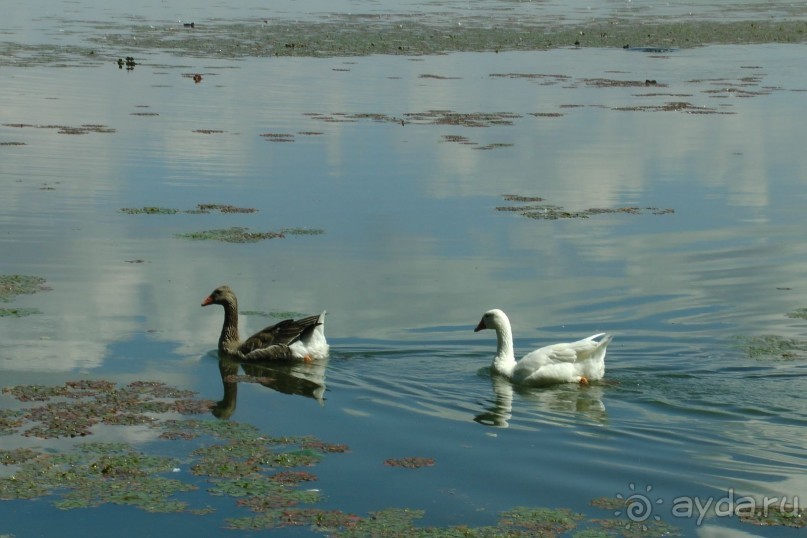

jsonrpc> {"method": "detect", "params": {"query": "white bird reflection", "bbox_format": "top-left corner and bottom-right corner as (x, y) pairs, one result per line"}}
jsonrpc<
(475, 373), (607, 428)
(212, 355), (328, 419)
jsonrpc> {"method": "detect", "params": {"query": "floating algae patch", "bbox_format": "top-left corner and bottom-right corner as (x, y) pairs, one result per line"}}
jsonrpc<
(260, 132), (295, 142)
(175, 227), (285, 243)
(75, 18), (807, 62)
(0, 442), (195, 512)
(0, 308), (41, 318)
(1, 379), (211, 438)
(0, 275), (49, 303)
(499, 506), (583, 535)
(176, 226), (324, 243)
(279, 227), (325, 236)
(0, 380), (352, 523)
(735, 334), (807, 360)
(384, 457), (435, 469)
(2, 123), (115, 135)
(119, 206), (180, 215)
(786, 308), (807, 320)
(120, 204), (257, 214)
(195, 204), (257, 214)
(738, 504), (807, 528)
(495, 195), (674, 220)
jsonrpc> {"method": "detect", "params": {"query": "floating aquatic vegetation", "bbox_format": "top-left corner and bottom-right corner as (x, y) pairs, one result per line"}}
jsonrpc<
(175, 225), (325, 243)
(0, 447), (39, 465)
(735, 334), (807, 360)
(737, 504), (806, 528)
(0, 380), (351, 522)
(260, 132), (295, 142)
(271, 471), (318, 485)
(590, 517), (682, 537)
(0, 141), (26, 146)
(786, 308), (807, 320)
(495, 195), (674, 220)
(120, 204), (258, 214)
(384, 457), (435, 469)
(491, 72), (571, 84)
(441, 134), (512, 150)
(499, 506), (583, 535)
(0, 307), (41, 317)
(119, 206), (180, 214)
(0, 410), (24, 436)
(227, 507), (361, 531)
(193, 129), (224, 134)
(590, 495), (627, 511)
(2, 379), (212, 438)
(0, 442), (193, 511)
(175, 227), (286, 243)
(583, 78), (669, 88)
(2, 123), (115, 135)
(475, 142), (513, 150)
(279, 227), (325, 236)
(308, 110), (520, 127)
(0, 275), (49, 302)
(195, 204), (257, 214)
(612, 102), (731, 114)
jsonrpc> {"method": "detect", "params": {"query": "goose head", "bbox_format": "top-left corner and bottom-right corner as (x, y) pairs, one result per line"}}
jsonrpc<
(201, 285), (236, 307)
(474, 309), (508, 332)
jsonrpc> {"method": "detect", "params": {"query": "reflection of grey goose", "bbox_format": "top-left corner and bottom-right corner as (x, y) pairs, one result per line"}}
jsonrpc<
(201, 285), (328, 361)
(474, 309), (611, 386)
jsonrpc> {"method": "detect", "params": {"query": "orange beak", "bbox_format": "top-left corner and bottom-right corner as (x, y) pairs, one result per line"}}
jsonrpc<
(201, 296), (214, 307)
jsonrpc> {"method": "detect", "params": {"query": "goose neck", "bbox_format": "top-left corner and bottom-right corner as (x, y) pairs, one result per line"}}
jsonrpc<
(218, 299), (241, 353)
(492, 321), (517, 376)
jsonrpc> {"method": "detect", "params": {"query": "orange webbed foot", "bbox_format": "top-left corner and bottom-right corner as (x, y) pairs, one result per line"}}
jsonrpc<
(579, 376), (589, 385)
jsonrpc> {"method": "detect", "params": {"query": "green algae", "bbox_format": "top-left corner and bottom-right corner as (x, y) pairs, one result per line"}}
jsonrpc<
(496, 195), (674, 220)
(737, 504), (806, 528)
(175, 227), (285, 243)
(0, 308), (41, 317)
(735, 334), (807, 360)
(1, 16), (806, 68)
(785, 308), (807, 320)
(2, 379), (211, 438)
(384, 456), (435, 469)
(119, 206), (180, 214)
(81, 19), (807, 62)
(0, 380), (351, 520)
(120, 204), (257, 215)
(0, 275), (48, 303)
(176, 226), (324, 242)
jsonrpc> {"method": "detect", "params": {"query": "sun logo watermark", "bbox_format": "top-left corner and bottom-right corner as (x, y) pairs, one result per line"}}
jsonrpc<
(614, 483), (664, 530)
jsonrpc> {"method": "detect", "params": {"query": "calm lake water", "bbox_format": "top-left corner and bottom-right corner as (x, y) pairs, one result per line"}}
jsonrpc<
(1, 1), (807, 537)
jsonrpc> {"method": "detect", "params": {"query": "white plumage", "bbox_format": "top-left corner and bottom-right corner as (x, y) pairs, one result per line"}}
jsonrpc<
(474, 309), (612, 386)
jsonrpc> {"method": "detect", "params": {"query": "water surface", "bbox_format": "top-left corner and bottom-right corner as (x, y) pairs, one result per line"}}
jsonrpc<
(1, 3), (807, 537)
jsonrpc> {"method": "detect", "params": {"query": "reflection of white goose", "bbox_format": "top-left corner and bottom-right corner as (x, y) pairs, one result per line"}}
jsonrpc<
(474, 309), (612, 386)
(474, 375), (513, 427)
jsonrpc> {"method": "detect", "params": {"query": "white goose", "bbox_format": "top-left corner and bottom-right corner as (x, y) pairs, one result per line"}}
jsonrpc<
(474, 309), (612, 386)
